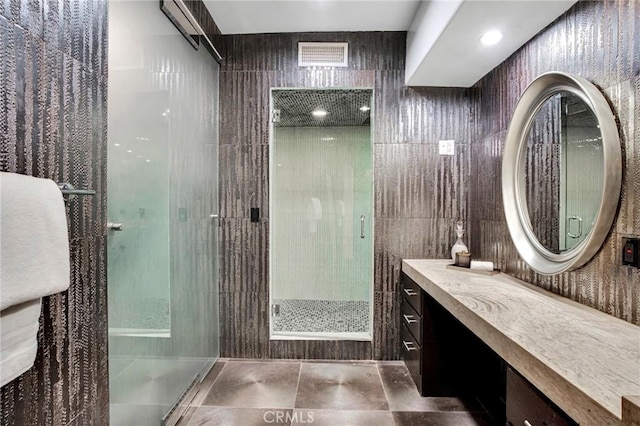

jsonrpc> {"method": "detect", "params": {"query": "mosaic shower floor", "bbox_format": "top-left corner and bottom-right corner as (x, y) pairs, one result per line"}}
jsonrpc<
(272, 299), (369, 334)
(108, 297), (170, 330)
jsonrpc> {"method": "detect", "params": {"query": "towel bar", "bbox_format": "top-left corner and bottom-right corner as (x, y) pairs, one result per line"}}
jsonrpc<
(57, 182), (96, 201)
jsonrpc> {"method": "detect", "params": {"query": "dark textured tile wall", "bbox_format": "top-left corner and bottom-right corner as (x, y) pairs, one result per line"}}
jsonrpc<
(218, 32), (472, 360)
(0, 0), (109, 424)
(470, 0), (640, 325)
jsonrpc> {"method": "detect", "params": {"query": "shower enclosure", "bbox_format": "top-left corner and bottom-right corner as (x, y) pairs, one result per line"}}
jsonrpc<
(107, 2), (219, 424)
(270, 89), (374, 340)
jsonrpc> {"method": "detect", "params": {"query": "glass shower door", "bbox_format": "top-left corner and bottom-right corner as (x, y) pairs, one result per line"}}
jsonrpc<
(270, 89), (374, 340)
(107, 1), (219, 424)
(108, 90), (171, 338)
(560, 95), (604, 251)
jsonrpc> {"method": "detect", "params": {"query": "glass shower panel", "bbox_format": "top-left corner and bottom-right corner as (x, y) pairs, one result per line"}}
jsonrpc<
(108, 1), (219, 424)
(271, 107), (373, 340)
(108, 90), (171, 335)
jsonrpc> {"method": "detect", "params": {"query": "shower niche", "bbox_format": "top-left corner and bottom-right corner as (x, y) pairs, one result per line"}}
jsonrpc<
(269, 88), (374, 341)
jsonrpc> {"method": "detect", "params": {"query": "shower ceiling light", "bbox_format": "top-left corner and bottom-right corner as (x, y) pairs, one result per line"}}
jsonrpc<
(480, 30), (503, 46)
(312, 109), (328, 117)
(360, 106), (370, 112)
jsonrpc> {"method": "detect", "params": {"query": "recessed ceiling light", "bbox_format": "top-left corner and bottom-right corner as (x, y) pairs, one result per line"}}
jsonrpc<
(360, 106), (371, 112)
(126, 150), (133, 153)
(114, 143), (120, 147)
(312, 109), (328, 117)
(480, 30), (503, 46)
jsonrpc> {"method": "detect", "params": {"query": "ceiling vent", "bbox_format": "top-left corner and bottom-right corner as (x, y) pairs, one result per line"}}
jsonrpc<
(298, 42), (348, 67)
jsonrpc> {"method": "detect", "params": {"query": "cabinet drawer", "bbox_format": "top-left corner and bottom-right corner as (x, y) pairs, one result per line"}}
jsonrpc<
(506, 367), (575, 426)
(401, 298), (422, 345)
(401, 273), (422, 315)
(401, 323), (422, 392)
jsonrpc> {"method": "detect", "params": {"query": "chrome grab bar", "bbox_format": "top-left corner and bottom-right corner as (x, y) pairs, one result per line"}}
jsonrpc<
(567, 215), (583, 238)
(360, 215), (365, 239)
(57, 182), (95, 202)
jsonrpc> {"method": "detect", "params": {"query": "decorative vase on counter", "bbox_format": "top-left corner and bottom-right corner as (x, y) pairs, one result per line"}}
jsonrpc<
(451, 220), (469, 262)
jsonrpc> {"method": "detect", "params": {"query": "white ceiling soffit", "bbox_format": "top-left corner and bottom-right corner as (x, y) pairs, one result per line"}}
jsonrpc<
(203, 0), (422, 34)
(406, 0), (578, 87)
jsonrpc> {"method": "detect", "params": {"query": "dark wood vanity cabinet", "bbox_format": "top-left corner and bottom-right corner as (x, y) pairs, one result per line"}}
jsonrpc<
(401, 272), (580, 426)
(402, 273), (465, 397)
(401, 272), (506, 413)
(402, 271), (577, 426)
(506, 367), (577, 426)
(400, 273), (424, 393)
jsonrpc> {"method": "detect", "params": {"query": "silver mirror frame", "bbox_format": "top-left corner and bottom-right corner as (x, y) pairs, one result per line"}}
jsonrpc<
(502, 72), (621, 275)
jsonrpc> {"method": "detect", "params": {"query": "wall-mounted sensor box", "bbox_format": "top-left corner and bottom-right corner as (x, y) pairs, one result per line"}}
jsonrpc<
(622, 238), (639, 267)
(251, 207), (260, 223)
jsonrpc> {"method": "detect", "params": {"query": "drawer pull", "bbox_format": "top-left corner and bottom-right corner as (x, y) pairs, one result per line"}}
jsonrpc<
(524, 421), (532, 426)
(402, 341), (418, 352)
(403, 287), (418, 296)
(403, 314), (417, 324)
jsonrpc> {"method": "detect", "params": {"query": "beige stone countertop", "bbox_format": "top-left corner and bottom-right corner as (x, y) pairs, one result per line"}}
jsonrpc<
(402, 259), (640, 426)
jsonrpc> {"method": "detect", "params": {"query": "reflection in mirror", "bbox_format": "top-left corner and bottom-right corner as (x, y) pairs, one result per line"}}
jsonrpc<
(503, 71), (621, 274)
(525, 92), (603, 254)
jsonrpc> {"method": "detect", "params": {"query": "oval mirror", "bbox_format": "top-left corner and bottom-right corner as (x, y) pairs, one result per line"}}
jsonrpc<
(502, 72), (621, 275)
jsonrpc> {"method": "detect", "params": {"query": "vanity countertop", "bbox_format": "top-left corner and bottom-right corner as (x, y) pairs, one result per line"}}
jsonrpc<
(402, 259), (640, 426)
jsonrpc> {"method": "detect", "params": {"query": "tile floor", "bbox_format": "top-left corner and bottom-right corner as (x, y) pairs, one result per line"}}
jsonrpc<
(179, 360), (495, 426)
(109, 357), (211, 425)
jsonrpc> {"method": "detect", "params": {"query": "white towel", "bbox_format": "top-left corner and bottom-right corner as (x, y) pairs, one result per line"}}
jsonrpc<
(470, 260), (494, 271)
(0, 172), (70, 310)
(0, 299), (41, 387)
(0, 172), (70, 388)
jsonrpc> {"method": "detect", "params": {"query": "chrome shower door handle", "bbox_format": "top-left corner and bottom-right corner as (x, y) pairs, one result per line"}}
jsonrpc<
(107, 222), (123, 231)
(567, 215), (583, 238)
(360, 215), (365, 239)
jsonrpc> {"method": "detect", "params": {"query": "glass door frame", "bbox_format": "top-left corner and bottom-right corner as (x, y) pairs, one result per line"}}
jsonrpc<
(267, 87), (375, 341)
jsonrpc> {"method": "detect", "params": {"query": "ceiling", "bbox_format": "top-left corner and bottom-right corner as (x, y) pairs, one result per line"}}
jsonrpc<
(203, 0), (578, 87)
(273, 89), (372, 127)
(203, 1), (421, 34)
